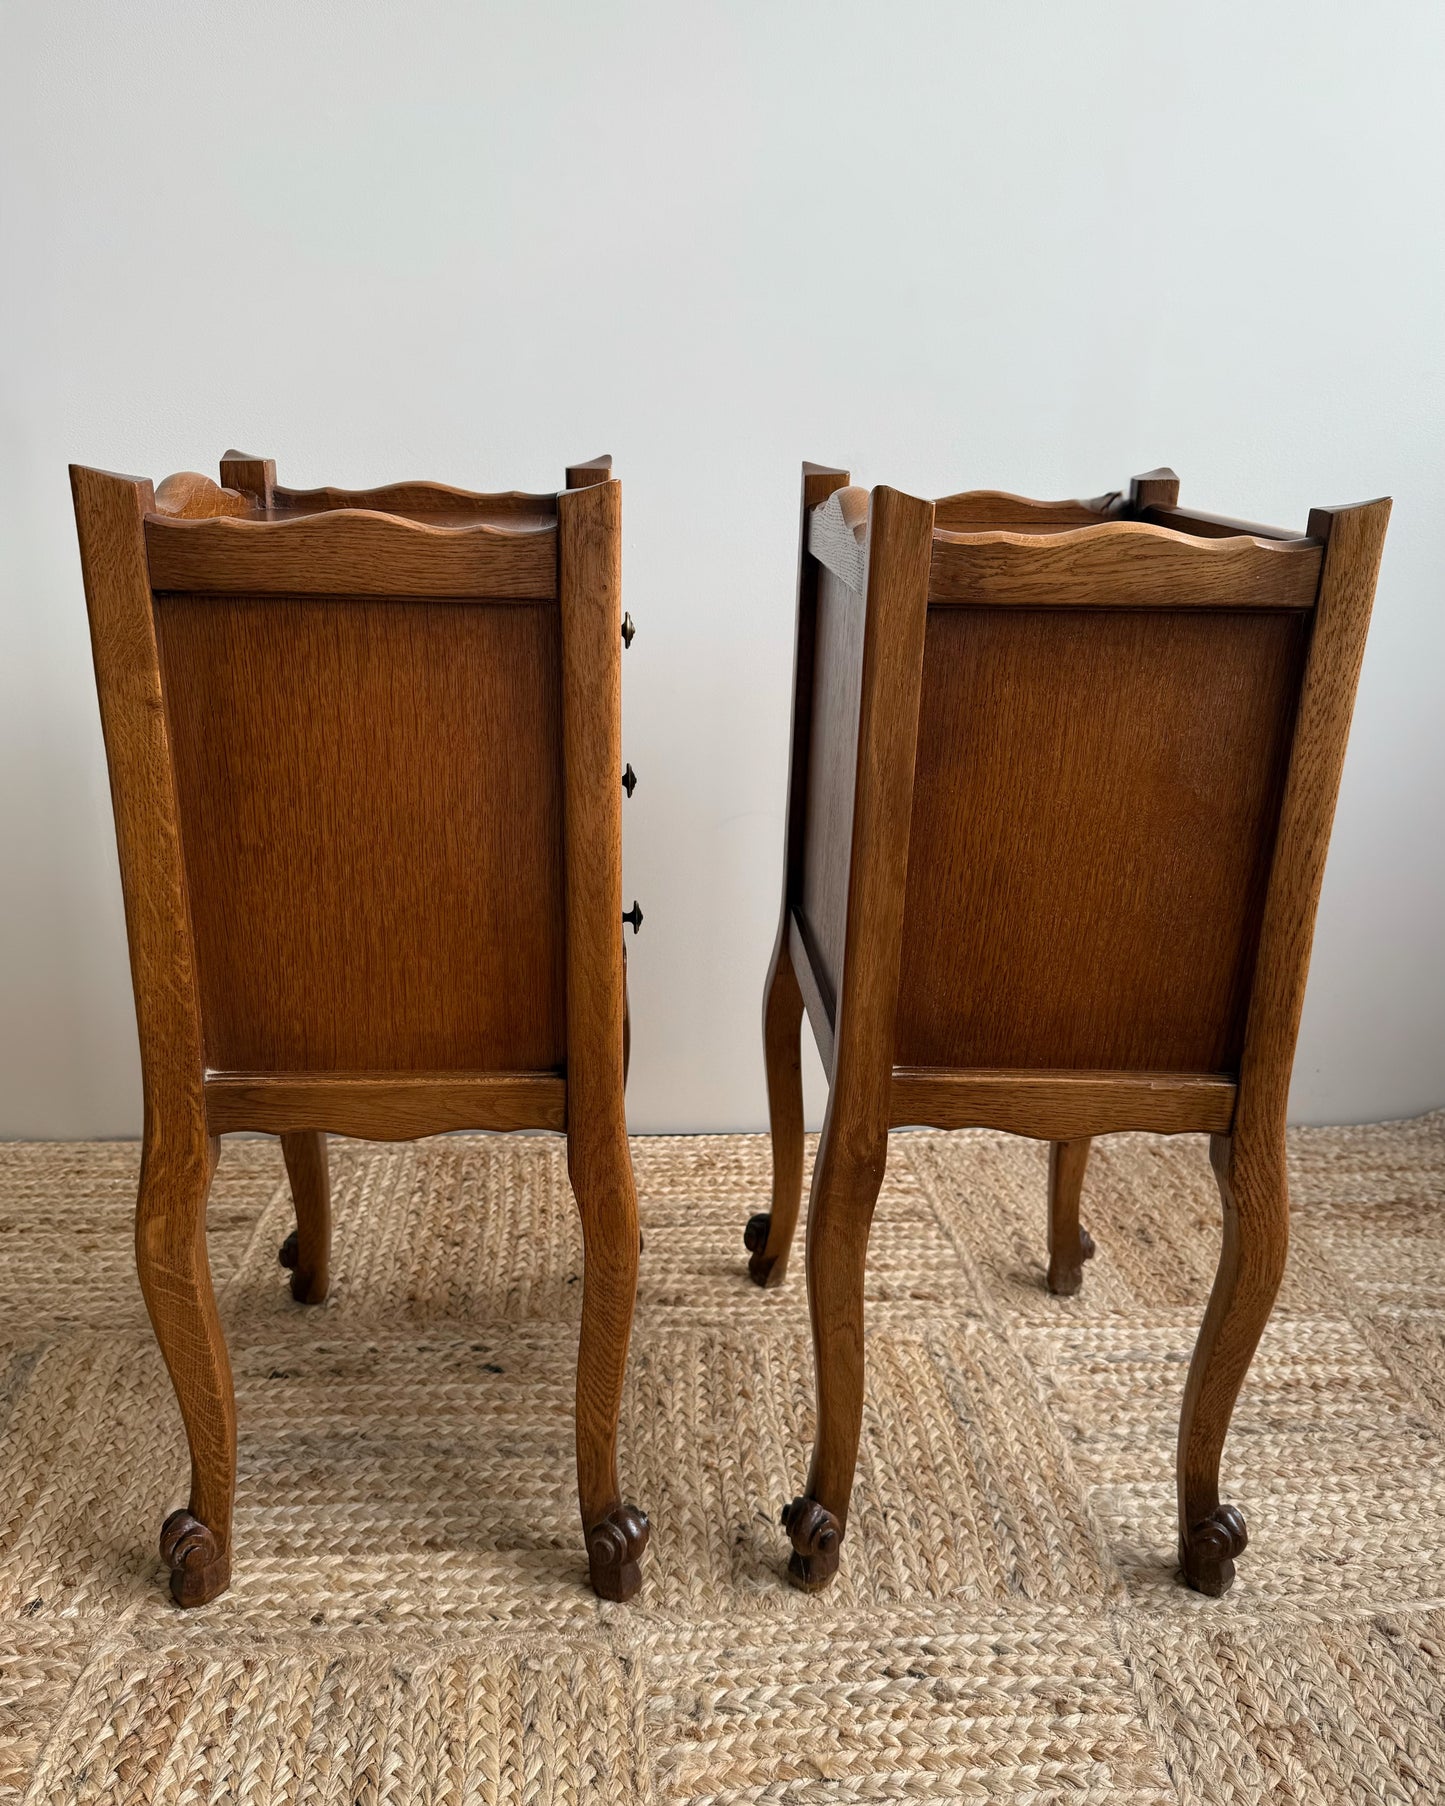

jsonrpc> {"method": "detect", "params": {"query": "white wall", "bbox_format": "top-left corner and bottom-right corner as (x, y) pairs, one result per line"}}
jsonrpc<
(2, 0), (1442, 1138)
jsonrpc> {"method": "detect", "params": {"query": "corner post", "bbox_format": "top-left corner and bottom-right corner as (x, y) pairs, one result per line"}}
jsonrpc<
(786, 482), (936, 1586)
(556, 473), (648, 1599)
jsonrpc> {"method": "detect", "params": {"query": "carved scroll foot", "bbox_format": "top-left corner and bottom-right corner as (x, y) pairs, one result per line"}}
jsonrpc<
(744, 1213), (779, 1287)
(1180, 1503), (1248, 1597)
(586, 1504), (650, 1602)
(278, 1229), (324, 1304)
(1047, 1225), (1095, 1297)
(782, 1495), (842, 1592)
(159, 1508), (230, 1608)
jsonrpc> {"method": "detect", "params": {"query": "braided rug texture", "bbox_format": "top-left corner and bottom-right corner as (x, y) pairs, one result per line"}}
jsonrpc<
(1, 1114), (1442, 1803)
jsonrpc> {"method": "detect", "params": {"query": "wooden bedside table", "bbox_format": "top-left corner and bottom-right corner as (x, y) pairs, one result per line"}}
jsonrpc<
(749, 463), (1389, 1597)
(71, 450), (648, 1605)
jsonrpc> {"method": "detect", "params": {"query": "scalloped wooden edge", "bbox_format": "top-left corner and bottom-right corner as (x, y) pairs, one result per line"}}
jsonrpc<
(271, 480), (558, 518)
(933, 488), (1117, 529)
(146, 504), (554, 538)
(925, 518), (1323, 609)
(144, 505), (560, 597)
(930, 516), (1316, 554)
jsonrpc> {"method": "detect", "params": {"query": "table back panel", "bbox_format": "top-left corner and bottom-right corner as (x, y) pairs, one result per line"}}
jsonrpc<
(894, 601), (1311, 1073)
(154, 592), (566, 1073)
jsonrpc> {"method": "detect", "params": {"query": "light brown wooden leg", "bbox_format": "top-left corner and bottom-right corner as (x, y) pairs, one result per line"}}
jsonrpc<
(747, 936), (807, 1287)
(569, 1128), (648, 1601)
(136, 1126), (235, 1608)
(782, 1104), (887, 1590)
(1176, 1126), (1288, 1595)
(278, 1131), (330, 1305)
(1047, 1136), (1095, 1295)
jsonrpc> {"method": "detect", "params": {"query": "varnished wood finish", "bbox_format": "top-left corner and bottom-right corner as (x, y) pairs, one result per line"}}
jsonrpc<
(757, 462), (1389, 1598)
(73, 452), (646, 1606)
(927, 520), (1322, 611)
(152, 472), (252, 519)
(156, 595), (566, 1073)
(1177, 495), (1391, 1594)
(266, 481), (554, 523)
(787, 910), (836, 1073)
(565, 453), (613, 490)
(205, 1073), (566, 1138)
(888, 1070), (1236, 1138)
(896, 606), (1309, 1073)
(556, 476), (648, 1599)
(70, 465), (235, 1607)
(218, 450), (275, 507)
(932, 490), (1113, 531)
(792, 486), (936, 1588)
(145, 509), (556, 597)
(279, 1131), (330, 1305)
(1046, 1138), (1094, 1296)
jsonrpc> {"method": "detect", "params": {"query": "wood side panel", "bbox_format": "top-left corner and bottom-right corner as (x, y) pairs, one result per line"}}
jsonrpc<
(789, 907), (835, 1072)
(755, 462), (851, 1288)
(928, 522), (1321, 609)
(155, 595), (567, 1072)
(889, 1068), (1237, 1137)
(145, 511), (557, 597)
(206, 1072), (566, 1137)
(894, 605), (1310, 1072)
(797, 563), (868, 1011)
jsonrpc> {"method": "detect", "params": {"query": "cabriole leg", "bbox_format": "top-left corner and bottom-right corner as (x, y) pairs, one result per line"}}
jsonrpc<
(782, 1103), (887, 1590)
(279, 1130), (330, 1304)
(569, 1129), (649, 1601)
(1177, 1126), (1289, 1595)
(747, 935), (807, 1287)
(137, 1126), (235, 1607)
(1046, 1136), (1095, 1295)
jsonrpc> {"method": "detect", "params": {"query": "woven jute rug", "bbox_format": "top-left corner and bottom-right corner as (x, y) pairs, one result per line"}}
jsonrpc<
(1, 1116), (1443, 1803)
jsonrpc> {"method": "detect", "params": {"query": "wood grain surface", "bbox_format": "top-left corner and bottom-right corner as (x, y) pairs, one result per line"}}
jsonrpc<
(205, 1072), (567, 1137)
(888, 1069), (1236, 1137)
(145, 510), (557, 597)
(928, 520), (1321, 609)
(894, 604), (1309, 1072)
(156, 594), (567, 1074)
